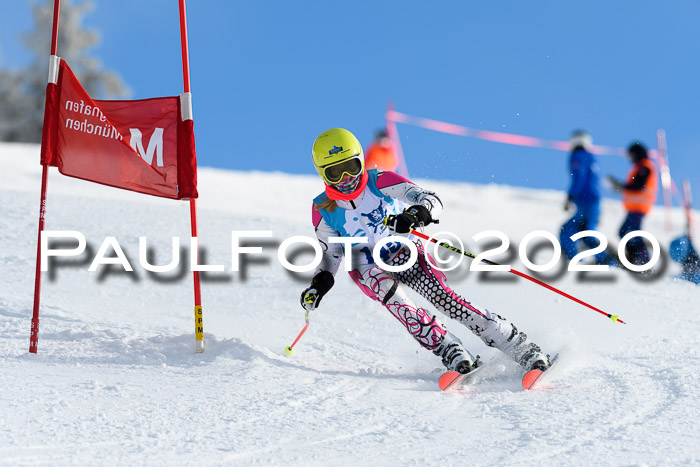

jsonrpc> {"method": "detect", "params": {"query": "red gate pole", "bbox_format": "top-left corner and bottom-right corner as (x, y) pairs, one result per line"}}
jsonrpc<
(682, 180), (694, 241)
(656, 129), (673, 233)
(386, 101), (409, 178)
(178, 0), (204, 353)
(30, 0), (61, 353)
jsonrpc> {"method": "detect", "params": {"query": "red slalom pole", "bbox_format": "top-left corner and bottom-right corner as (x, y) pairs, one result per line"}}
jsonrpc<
(656, 129), (673, 233)
(386, 101), (409, 179)
(30, 165), (49, 353)
(30, 0), (61, 353)
(682, 180), (694, 240)
(178, 0), (204, 353)
(410, 229), (625, 324)
(178, 0), (191, 93)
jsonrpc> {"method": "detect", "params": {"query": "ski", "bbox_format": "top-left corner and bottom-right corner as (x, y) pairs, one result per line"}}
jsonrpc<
(522, 353), (559, 390)
(440, 354), (560, 392)
(438, 362), (487, 392)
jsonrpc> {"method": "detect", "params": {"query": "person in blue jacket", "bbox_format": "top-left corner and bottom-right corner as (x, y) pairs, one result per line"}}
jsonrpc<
(560, 131), (601, 260)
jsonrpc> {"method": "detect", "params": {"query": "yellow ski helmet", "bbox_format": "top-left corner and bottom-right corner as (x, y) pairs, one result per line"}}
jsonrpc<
(312, 128), (365, 185)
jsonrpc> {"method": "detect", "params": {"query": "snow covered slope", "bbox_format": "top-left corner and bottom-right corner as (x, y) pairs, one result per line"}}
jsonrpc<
(1, 142), (698, 465)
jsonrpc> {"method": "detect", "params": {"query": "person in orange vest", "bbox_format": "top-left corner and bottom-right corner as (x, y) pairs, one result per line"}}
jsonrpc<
(607, 142), (658, 265)
(364, 129), (399, 172)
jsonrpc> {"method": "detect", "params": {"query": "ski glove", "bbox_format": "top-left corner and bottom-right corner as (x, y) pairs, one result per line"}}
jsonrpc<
(386, 205), (433, 235)
(300, 270), (335, 311)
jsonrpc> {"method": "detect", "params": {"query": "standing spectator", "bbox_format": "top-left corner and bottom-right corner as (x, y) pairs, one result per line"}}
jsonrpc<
(364, 129), (399, 172)
(560, 130), (601, 260)
(608, 142), (659, 265)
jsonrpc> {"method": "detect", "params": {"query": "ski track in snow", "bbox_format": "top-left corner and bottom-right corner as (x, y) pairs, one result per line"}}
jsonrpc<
(1, 143), (699, 465)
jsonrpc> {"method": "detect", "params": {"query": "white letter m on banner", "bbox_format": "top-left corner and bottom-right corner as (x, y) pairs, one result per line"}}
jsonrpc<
(129, 128), (164, 167)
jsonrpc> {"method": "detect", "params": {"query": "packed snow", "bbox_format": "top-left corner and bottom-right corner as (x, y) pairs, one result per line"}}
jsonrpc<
(1, 142), (698, 465)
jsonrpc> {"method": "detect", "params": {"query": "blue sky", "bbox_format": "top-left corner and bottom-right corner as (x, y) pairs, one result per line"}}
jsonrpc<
(2, 0), (699, 203)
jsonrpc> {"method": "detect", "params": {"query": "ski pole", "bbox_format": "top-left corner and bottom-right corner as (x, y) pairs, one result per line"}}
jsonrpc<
(408, 229), (625, 325)
(284, 310), (310, 356)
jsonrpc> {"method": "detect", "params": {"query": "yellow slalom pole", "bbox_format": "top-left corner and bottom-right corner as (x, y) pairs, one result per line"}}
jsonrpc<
(194, 305), (204, 353)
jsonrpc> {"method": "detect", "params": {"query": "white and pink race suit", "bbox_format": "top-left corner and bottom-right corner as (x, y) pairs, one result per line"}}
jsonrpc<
(312, 169), (522, 355)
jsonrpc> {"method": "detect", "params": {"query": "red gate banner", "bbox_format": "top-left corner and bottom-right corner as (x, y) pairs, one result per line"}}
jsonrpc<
(40, 59), (198, 199)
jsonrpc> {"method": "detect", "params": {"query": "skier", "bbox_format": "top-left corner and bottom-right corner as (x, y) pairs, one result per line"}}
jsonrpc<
(364, 129), (399, 172)
(559, 130), (602, 261)
(670, 181), (700, 284)
(670, 236), (700, 284)
(608, 142), (658, 265)
(301, 128), (552, 375)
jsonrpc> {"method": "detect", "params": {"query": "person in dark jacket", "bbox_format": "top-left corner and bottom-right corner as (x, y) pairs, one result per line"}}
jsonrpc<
(608, 142), (658, 265)
(560, 130), (601, 260)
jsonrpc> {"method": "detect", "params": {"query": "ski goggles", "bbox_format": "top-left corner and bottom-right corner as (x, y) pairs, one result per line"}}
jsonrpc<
(322, 156), (363, 184)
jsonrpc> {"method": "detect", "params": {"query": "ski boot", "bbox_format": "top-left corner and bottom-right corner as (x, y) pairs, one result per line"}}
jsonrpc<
(433, 332), (480, 374)
(504, 326), (551, 372)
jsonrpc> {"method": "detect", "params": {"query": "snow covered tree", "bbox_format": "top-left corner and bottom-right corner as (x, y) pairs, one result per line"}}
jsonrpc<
(0, 69), (34, 142)
(0, 0), (130, 143)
